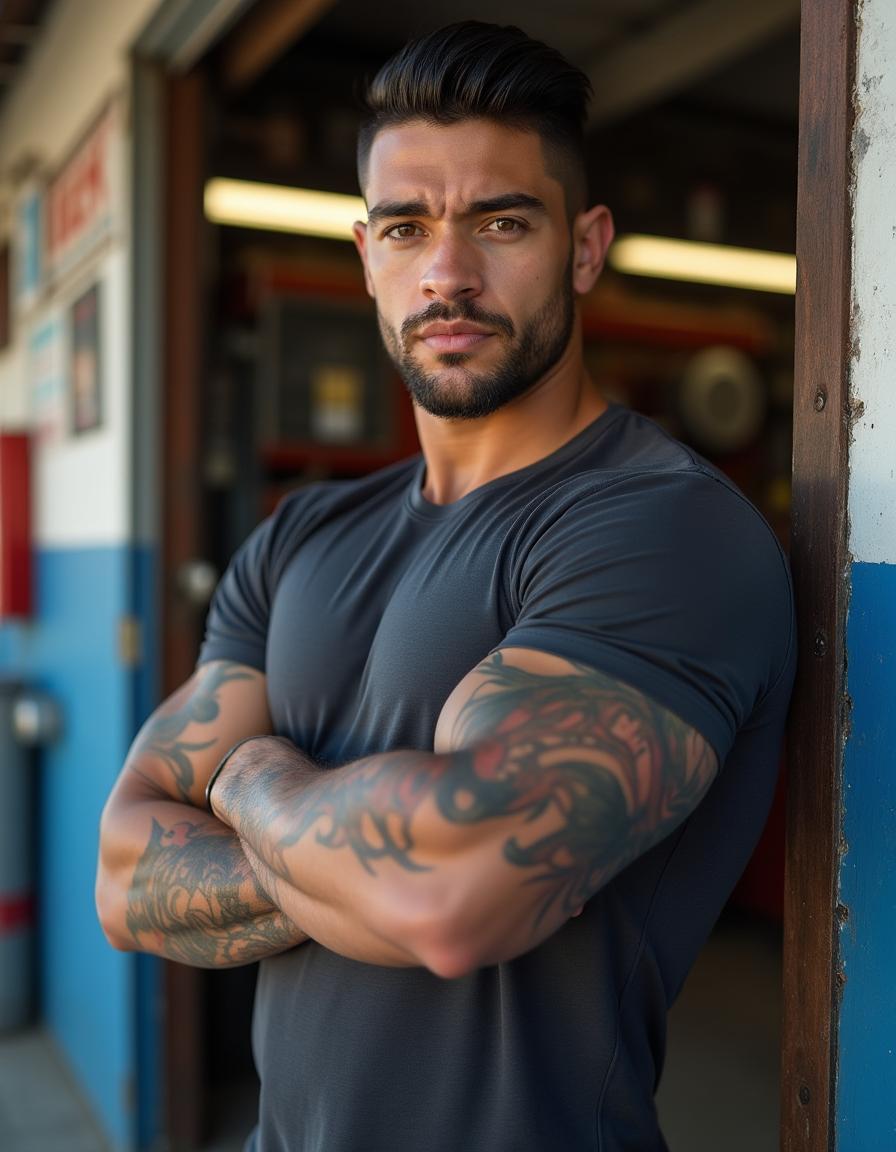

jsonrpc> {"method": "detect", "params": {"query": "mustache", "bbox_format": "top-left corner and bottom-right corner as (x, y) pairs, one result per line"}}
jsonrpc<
(400, 301), (515, 344)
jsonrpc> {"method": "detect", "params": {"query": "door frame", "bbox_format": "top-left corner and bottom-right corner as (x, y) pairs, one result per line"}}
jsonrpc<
(781, 1), (855, 1148)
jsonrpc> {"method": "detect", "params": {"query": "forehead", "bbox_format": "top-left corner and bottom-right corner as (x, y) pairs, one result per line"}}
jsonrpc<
(364, 119), (563, 210)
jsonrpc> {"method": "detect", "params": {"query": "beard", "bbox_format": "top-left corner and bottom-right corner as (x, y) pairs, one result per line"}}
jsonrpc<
(377, 257), (576, 420)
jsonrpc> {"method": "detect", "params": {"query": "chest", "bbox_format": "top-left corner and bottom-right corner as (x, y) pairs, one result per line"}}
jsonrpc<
(265, 508), (513, 762)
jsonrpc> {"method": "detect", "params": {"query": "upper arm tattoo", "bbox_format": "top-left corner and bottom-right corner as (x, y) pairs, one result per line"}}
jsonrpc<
(130, 662), (258, 801)
(443, 652), (718, 925)
(247, 652), (717, 936)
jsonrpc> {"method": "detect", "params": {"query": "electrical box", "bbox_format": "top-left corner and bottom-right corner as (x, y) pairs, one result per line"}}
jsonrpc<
(0, 435), (32, 618)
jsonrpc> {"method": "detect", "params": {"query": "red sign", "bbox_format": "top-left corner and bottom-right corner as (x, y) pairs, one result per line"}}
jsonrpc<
(46, 103), (120, 281)
(0, 434), (32, 618)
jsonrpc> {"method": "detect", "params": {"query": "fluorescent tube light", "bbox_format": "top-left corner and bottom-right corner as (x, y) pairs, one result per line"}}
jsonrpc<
(609, 234), (797, 295)
(204, 178), (366, 240)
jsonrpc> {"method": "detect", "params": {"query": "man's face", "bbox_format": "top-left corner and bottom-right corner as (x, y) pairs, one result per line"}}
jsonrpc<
(354, 119), (589, 420)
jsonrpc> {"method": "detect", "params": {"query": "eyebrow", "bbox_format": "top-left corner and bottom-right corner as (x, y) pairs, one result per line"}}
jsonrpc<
(365, 193), (547, 226)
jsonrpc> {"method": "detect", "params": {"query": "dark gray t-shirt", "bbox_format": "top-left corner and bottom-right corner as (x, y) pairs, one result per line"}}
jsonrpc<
(199, 404), (795, 1152)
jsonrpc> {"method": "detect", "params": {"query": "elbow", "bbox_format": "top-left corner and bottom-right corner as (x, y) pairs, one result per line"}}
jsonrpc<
(95, 798), (140, 953)
(370, 872), (471, 977)
(384, 852), (520, 978)
(400, 883), (484, 980)
(412, 919), (480, 980)
(420, 940), (480, 981)
(403, 871), (553, 978)
(412, 926), (479, 981)
(94, 860), (135, 954)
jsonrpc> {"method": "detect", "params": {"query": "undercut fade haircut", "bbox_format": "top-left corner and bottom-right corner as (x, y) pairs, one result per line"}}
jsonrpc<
(357, 21), (592, 218)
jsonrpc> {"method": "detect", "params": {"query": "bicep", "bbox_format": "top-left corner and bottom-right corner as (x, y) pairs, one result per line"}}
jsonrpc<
(433, 647), (718, 951)
(110, 660), (273, 808)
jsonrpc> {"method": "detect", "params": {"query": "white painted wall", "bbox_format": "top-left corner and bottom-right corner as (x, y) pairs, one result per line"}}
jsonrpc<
(849, 0), (896, 565)
(30, 249), (132, 545)
(0, 0), (161, 546)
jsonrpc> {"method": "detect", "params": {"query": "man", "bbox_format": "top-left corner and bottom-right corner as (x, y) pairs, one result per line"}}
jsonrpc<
(97, 21), (795, 1152)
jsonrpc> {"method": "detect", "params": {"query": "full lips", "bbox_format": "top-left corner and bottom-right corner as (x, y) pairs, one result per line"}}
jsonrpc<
(400, 305), (516, 345)
(421, 332), (494, 352)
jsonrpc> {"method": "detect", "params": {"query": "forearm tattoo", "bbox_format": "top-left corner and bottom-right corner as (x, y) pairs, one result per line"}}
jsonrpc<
(126, 816), (304, 967)
(131, 662), (256, 802)
(227, 653), (717, 934)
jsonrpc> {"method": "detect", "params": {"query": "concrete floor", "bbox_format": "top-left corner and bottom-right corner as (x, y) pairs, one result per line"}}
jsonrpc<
(657, 910), (782, 1151)
(0, 910), (781, 1151)
(0, 1028), (108, 1152)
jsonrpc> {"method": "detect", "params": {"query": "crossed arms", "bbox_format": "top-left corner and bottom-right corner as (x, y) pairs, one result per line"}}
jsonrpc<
(96, 648), (718, 977)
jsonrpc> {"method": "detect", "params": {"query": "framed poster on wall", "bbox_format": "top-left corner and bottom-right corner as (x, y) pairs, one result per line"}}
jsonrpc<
(69, 281), (102, 435)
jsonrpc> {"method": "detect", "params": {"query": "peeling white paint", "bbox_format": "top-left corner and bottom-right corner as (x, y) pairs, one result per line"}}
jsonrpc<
(849, 0), (896, 563)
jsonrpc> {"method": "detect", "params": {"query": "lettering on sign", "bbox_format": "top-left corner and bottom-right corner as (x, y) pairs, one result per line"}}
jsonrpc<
(46, 102), (122, 282)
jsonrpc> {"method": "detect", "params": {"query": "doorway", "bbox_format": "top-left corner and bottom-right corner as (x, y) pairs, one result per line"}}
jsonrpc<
(138, 1), (849, 1148)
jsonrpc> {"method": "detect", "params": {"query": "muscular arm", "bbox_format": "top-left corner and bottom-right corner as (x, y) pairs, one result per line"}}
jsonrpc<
(96, 660), (309, 968)
(211, 648), (719, 977)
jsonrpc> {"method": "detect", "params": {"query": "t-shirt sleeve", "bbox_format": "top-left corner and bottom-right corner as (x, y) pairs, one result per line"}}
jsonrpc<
(196, 488), (316, 673)
(497, 470), (795, 763)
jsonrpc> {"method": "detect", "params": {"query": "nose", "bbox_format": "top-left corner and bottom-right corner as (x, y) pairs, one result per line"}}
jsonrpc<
(419, 229), (483, 303)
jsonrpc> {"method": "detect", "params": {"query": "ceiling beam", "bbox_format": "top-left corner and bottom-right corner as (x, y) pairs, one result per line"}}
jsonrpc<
(221, 0), (339, 91)
(586, 0), (800, 128)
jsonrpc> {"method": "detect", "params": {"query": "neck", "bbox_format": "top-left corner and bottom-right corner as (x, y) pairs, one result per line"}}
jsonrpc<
(414, 327), (607, 506)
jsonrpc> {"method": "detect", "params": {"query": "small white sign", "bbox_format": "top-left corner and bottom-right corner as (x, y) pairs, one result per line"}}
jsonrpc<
(15, 184), (44, 314)
(27, 312), (66, 445)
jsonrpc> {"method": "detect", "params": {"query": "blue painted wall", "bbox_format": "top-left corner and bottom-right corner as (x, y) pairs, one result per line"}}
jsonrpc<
(131, 545), (162, 1152)
(837, 561), (896, 1150)
(0, 543), (160, 1151)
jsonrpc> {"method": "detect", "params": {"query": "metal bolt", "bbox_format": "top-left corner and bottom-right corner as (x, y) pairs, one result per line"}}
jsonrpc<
(799, 1085), (811, 1106)
(814, 390), (827, 411)
(814, 630), (828, 658)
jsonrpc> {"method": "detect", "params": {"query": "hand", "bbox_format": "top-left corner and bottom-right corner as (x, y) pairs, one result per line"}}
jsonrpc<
(207, 734), (280, 827)
(209, 735), (317, 829)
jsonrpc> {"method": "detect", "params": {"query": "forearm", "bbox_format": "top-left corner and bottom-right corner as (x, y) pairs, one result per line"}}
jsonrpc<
(97, 793), (309, 968)
(213, 739), (455, 969)
(238, 837), (420, 967)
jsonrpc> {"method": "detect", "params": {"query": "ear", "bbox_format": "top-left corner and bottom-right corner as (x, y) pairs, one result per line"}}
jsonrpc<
(352, 220), (376, 299)
(571, 205), (615, 296)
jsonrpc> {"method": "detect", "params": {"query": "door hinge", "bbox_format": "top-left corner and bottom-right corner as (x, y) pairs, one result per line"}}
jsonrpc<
(118, 616), (143, 667)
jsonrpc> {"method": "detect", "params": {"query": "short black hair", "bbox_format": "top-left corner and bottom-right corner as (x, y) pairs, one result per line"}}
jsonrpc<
(357, 21), (592, 217)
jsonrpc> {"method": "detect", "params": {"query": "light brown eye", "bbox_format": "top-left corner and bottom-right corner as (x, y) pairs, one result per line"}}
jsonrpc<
(486, 218), (525, 234)
(385, 223), (422, 239)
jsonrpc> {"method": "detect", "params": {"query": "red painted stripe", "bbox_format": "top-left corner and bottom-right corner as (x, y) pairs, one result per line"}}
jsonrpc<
(0, 892), (34, 933)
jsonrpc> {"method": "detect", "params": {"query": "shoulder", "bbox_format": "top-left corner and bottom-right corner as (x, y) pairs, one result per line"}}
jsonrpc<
(505, 458), (794, 717)
(511, 404), (768, 540)
(518, 450), (788, 584)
